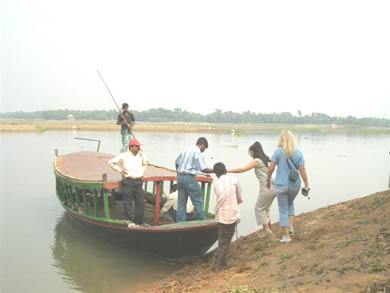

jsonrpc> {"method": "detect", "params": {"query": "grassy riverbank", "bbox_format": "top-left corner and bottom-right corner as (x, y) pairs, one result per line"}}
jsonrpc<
(143, 190), (390, 293)
(1, 119), (390, 135)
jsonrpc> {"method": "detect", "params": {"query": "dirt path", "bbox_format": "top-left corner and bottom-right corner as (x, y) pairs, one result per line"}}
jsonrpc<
(141, 190), (390, 293)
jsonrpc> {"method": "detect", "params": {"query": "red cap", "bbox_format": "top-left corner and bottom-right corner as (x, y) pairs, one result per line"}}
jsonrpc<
(129, 139), (142, 146)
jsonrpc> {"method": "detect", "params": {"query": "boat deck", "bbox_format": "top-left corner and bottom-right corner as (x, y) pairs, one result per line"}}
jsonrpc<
(55, 151), (212, 188)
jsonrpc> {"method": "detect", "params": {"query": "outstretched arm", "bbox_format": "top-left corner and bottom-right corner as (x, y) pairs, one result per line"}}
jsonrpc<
(228, 160), (259, 173)
(266, 162), (276, 189)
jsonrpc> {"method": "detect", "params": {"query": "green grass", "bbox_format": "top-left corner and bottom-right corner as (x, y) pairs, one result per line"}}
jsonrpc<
(225, 285), (260, 293)
(35, 125), (48, 133)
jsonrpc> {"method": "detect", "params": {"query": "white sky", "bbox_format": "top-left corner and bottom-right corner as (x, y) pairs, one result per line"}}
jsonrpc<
(1, 0), (390, 118)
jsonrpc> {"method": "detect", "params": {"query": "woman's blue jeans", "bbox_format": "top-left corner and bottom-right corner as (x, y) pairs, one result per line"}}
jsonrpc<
(177, 174), (205, 222)
(275, 185), (300, 227)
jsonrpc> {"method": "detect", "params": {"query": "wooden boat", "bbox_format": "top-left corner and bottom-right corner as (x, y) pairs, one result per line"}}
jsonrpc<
(53, 150), (218, 259)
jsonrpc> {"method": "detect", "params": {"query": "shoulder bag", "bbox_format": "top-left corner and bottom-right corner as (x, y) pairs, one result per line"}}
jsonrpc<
(286, 156), (300, 182)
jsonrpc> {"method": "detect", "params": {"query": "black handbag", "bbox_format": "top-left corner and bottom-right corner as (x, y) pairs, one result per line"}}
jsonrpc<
(286, 157), (299, 182)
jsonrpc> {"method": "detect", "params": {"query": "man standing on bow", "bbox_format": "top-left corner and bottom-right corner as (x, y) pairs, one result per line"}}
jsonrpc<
(108, 139), (148, 227)
(117, 103), (135, 152)
(175, 137), (214, 222)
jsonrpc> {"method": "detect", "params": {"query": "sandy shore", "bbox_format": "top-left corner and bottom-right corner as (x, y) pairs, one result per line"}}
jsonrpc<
(142, 190), (390, 293)
(1, 120), (390, 135)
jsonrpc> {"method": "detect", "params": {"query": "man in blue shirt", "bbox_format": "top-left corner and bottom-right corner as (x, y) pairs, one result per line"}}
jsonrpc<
(117, 103), (135, 152)
(175, 137), (214, 222)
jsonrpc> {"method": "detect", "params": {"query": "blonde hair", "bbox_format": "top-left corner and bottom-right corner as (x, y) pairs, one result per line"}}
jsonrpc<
(277, 130), (297, 157)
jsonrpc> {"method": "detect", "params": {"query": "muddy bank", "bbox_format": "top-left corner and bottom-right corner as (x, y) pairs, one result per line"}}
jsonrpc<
(142, 190), (390, 293)
(1, 120), (390, 135)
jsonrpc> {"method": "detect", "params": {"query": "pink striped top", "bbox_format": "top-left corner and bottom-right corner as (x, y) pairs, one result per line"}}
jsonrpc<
(214, 175), (243, 224)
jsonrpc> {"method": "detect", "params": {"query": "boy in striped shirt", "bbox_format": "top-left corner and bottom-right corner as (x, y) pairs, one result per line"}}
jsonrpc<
(213, 162), (243, 271)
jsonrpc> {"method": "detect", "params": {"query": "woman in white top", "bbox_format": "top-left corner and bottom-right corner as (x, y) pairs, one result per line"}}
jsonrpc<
(228, 142), (275, 233)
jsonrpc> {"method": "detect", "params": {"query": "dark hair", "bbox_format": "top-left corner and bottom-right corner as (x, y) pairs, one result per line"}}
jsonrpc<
(170, 183), (178, 193)
(249, 141), (270, 167)
(196, 137), (208, 148)
(213, 162), (227, 178)
(122, 103), (129, 109)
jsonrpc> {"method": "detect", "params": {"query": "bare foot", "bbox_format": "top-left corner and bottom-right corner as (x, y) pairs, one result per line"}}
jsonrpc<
(263, 224), (273, 233)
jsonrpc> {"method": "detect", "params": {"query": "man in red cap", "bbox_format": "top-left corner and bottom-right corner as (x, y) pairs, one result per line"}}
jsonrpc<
(108, 139), (148, 227)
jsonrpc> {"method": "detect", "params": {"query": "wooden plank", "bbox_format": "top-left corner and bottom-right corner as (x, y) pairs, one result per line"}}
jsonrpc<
(66, 184), (74, 208)
(103, 189), (111, 219)
(93, 189), (99, 217)
(154, 182), (161, 226)
(205, 182), (212, 215)
(75, 188), (81, 210)
(56, 178), (64, 202)
(82, 189), (88, 214)
(169, 181), (174, 193)
(201, 182), (206, 201)
(55, 151), (212, 187)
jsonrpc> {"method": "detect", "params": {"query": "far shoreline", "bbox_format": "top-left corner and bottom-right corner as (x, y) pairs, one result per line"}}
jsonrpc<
(1, 119), (390, 135)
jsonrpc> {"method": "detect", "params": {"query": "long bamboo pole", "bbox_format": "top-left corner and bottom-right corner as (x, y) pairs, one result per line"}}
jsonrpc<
(96, 69), (136, 138)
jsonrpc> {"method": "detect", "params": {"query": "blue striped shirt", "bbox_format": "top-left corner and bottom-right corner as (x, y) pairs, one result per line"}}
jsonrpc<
(175, 146), (207, 175)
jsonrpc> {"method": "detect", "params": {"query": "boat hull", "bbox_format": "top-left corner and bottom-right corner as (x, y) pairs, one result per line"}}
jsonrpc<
(65, 210), (218, 260)
(54, 150), (217, 260)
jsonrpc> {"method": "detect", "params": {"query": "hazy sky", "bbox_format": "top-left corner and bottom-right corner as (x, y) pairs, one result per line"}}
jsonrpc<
(1, 0), (390, 118)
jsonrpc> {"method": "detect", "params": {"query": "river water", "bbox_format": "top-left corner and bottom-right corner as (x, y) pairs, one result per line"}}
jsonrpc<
(1, 130), (389, 292)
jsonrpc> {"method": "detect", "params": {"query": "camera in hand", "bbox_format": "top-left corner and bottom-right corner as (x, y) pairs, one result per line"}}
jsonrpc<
(302, 187), (310, 197)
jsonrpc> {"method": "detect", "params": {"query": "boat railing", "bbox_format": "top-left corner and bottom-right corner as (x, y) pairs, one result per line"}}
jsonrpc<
(54, 149), (214, 226)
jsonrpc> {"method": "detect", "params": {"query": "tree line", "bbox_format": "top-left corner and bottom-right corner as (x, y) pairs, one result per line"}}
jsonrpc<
(1, 108), (389, 127)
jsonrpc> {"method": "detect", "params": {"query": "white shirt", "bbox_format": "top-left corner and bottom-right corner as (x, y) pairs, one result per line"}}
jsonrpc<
(161, 191), (195, 214)
(108, 151), (148, 178)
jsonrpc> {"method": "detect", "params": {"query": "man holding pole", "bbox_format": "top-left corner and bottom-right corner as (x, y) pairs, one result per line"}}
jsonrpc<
(117, 103), (135, 152)
(96, 70), (137, 152)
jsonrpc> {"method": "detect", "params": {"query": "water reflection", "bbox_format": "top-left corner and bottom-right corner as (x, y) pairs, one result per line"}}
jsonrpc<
(51, 213), (178, 293)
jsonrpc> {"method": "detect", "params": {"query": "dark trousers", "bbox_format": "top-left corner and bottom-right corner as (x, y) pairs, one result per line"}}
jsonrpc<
(121, 177), (145, 225)
(168, 207), (197, 223)
(216, 222), (236, 270)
